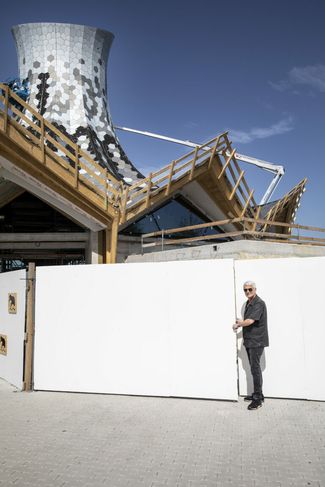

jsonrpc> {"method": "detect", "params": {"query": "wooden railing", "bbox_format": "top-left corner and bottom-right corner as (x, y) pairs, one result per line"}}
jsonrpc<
(140, 217), (325, 249)
(0, 84), (258, 226)
(0, 83), (121, 215)
(119, 131), (258, 223)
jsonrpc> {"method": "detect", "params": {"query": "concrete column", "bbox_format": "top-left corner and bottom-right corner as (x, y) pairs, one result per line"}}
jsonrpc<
(86, 230), (100, 264)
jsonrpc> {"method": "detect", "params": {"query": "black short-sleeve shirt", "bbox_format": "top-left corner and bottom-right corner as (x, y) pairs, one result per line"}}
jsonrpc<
(243, 295), (269, 348)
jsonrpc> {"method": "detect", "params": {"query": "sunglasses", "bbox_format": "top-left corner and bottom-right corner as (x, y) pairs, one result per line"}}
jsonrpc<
(244, 288), (253, 292)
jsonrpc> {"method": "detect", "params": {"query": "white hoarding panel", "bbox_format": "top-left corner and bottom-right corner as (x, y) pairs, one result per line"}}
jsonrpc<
(0, 269), (26, 389)
(168, 260), (237, 400)
(235, 258), (307, 400)
(235, 257), (325, 401)
(297, 257), (325, 401)
(34, 260), (237, 399)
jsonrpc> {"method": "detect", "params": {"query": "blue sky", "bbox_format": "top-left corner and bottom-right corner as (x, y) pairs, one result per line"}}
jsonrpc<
(0, 0), (324, 226)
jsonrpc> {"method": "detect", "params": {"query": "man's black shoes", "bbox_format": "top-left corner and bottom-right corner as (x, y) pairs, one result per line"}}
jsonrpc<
(247, 399), (263, 410)
(244, 395), (264, 402)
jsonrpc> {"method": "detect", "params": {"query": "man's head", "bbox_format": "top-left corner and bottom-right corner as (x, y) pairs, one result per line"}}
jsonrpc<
(243, 280), (257, 300)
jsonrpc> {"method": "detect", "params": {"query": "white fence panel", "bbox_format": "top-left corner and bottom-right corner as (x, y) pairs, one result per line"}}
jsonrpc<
(34, 260), (237, 399)
(168, 260), (237, 399)
(0, 269), (26, 389)
(297, 257), (325, 401)
(235, 257), (325, 401)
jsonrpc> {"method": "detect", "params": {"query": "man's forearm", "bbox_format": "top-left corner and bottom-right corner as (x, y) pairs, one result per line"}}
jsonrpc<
(236, 318), (255, 328)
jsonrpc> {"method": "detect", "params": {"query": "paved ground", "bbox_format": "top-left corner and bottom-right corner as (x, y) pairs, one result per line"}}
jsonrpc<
(1, 379), (325, 487)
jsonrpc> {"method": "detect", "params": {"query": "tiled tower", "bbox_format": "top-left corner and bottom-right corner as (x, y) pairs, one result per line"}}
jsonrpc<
(12, 22), (143, 184)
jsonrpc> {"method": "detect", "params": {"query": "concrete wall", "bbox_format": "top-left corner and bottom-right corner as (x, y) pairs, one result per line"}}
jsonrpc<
(126, 240), (325, 263)
(0, 269), (26, 389)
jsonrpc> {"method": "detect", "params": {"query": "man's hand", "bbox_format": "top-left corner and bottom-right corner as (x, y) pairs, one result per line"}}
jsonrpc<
(233, 318), (242, 331)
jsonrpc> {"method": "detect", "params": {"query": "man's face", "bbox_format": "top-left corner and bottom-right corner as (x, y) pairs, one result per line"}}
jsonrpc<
(243, 284), (256, 300)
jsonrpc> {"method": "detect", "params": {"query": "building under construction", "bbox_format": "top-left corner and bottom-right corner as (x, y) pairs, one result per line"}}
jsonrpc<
(0, 22), (316, 272)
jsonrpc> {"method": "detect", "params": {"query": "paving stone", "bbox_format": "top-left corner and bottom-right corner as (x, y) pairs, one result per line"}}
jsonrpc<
(1, 379), (325, 486)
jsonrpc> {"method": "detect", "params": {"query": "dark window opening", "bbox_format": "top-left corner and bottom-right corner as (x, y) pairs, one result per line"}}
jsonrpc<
(121, 196), (230, 242)
(0, 192), (85, 233)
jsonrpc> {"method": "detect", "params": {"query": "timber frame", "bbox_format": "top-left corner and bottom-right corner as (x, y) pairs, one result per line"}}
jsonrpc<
(260, 179), (307, 234)
(0, 83), (308, 262)
(141, 217), (325, 248)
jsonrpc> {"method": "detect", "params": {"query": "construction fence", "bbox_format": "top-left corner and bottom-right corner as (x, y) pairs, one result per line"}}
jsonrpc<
(1, 257), (324, 401)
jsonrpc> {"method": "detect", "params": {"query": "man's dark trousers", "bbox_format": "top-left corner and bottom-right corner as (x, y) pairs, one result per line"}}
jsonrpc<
(246, 346), (264, 401)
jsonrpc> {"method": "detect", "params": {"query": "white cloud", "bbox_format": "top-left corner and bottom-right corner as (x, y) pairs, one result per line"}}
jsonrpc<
(268, 80), (290, 92)
(289, 64), (325, 92)
(270, 64), (325, 94)
(231, 117), (294, 144)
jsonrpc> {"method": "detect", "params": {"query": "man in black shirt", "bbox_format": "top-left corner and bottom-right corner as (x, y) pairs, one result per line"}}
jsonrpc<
(233, 281), (269, 410)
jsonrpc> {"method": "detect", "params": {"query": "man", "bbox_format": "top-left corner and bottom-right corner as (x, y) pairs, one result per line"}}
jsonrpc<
(233, 281), (269, 410)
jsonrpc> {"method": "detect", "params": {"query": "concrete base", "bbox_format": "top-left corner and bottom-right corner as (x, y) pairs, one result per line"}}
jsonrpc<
(126, 239), (325, 263)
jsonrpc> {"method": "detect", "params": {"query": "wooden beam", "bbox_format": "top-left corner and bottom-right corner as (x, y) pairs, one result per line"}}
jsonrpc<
(0, 130), (116, 224)
(189, 147), (199, 181)
(24, 262), (35, 391)
(208, 137), (219, 170)
(159, 230), (245, 246)
(105, 215), (119, 263)
(3, 85), (8, 133)
(240, 190), (254, 217)
(74, 144), (79, 189)
(247, 230), (325, 244)
(228, 170), (244, 200)
(242, 217), (325, 233)
(145, 174), (153, 208)
(253, 206), (262, 231)
(165, 161), (176, 196)
(120, 186), (129, 224)
(217, 149), (235, 180)
(142, 217), (242, 238)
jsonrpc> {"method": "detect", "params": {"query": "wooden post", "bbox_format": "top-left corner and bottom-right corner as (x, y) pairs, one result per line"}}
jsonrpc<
(241, 190), (254, 217)
(120, 186), (129, 224)
(105, 215), (119, 264)
(252, 205), (262, 232)
(228, 170), (244, 200)
(105, 169), (109, 210)
(4, 85), (9, 133)
(24, 262), (35, 391)
(208, 138), (219, 170)
(218, 149), (236, 180)
(41, 118), (45, 163)
(189, 147), (199, 180)
(74, 144), (79, 189)
(145, 173), (153, 208)
(165, 162), (175, 195)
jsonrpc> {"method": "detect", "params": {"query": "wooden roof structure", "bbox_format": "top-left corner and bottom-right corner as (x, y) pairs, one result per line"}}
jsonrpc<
(0, 83), (307, 263)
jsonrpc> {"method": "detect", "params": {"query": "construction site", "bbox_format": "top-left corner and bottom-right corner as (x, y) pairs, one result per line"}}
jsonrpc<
(1, 22), (325, 272)
(0, 23), (324, 404)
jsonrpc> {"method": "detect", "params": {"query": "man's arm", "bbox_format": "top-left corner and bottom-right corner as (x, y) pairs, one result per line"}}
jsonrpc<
(233, 318), (255, 330)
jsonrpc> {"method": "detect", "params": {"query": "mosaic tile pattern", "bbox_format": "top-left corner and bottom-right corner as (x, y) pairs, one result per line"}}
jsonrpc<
(12, 23), (143, 184)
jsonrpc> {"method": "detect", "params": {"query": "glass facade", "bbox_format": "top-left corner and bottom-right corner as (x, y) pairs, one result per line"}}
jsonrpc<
(121, 196), (229, 241)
